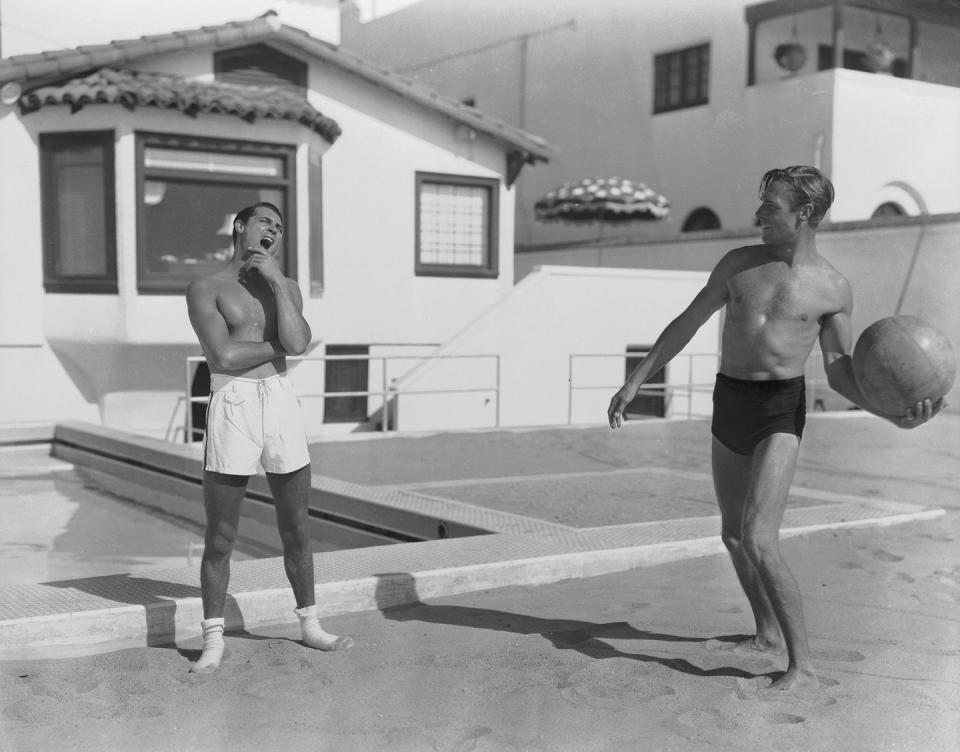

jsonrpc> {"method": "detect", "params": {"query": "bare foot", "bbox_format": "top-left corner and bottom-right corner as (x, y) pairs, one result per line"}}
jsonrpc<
(705, 634), (784, 655)
(769, 667), (818, 691)
(735, 635), (785, 656)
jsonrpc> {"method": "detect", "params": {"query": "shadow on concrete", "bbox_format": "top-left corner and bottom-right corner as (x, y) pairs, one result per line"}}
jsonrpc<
(372, 572), (769, 681)
(43, 575), (244, 648)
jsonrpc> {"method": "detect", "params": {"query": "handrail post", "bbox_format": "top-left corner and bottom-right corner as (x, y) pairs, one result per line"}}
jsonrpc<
(568, 353), (574, 425)
(382, 356), (389, 432)
(495, 355), (501, 428)
(185, 357), (194, 444)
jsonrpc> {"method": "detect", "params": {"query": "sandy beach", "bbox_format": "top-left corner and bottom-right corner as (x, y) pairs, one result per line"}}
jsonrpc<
(2, 501), (958, 751)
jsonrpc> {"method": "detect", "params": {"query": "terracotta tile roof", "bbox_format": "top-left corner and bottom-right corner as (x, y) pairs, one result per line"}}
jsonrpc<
(0, 12), (553, 165)
(19, 67), (342, 142)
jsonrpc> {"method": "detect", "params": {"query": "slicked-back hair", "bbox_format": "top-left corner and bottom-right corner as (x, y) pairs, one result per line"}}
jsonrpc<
(759, 166), (834, 227)
(232, 202), (283, 244)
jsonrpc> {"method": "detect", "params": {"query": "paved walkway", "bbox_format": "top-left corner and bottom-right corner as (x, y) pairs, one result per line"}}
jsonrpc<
(0, 413), (958, 750)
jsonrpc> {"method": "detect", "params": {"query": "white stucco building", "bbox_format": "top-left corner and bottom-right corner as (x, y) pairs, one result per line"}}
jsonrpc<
(0, 9), (557, 438)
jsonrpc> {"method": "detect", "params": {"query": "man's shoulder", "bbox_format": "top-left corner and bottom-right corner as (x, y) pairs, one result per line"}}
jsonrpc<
(713, 244), (766, 272)
(186, 272), (233, 301)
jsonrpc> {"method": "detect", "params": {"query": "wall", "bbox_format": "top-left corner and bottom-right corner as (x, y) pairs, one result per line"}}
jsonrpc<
(389, 266), (719, 431)
(515, 215), (960, 408)
(342, 1), (960, 245)
(830, 70), (960, 219)
(342, 0), (750, 247)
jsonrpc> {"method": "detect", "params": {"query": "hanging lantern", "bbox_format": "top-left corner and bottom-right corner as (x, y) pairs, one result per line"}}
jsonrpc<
(774, 15), (806, 74)
(775, 42), (807, 73)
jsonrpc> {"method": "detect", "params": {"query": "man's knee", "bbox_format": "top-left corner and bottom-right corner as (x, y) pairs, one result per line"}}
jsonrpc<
(742, 527), (780, 565)
(721, 528), (743, 553)
(204, 524), (238, 558)
(278, 521), (310, 552)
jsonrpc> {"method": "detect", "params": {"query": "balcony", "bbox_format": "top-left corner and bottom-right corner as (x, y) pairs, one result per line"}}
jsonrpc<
(746, 0), (960, 89)
(744, 0), (960, 220)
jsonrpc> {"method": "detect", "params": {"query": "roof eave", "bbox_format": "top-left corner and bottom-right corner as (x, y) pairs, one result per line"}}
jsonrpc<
(0, 15), (555, 163)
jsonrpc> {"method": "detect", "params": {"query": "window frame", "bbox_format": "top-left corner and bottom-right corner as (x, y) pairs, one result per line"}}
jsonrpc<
(414, 171), (500, 279)
(39, 130), (118, 294)
(653, 43), (711, 114)
(134, 131), (297, 294)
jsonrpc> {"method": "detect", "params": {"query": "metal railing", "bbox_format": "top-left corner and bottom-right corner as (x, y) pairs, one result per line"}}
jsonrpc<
(568, 351), (834, 424)
(182, 353), (500, 442)
(567, 352), (718, 423)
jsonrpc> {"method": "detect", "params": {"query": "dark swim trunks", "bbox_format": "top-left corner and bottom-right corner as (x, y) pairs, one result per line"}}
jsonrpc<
(711, 373), (806, 456)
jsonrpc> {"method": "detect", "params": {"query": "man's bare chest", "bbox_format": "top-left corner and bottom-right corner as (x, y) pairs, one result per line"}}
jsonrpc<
(217, 282), (275, 333)
(728, 269), (833, 325)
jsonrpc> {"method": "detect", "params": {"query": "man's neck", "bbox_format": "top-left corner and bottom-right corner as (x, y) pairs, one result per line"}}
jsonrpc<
(770, 231), (818, 267)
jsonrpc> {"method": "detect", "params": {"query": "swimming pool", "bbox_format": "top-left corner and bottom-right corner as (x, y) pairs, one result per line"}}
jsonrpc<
(0, 446), (266, 586)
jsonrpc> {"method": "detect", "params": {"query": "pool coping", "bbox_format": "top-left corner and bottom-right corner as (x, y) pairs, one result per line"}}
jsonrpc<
(0, 493), (942, 659)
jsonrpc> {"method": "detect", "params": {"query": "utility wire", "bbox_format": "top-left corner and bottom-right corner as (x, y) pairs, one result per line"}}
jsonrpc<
(396, 18), (576, 73)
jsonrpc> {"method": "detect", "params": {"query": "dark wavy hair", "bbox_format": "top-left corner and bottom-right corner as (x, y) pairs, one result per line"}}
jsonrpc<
(759, 166), (834, 227)
(232, 202), (283, 244)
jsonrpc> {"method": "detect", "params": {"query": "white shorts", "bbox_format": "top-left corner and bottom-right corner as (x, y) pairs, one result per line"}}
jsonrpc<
(203, 373), (310, 475)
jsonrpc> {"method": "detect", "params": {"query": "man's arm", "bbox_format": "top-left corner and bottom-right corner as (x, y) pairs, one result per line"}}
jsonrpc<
(273, 278), (312, 356)
(607, 254), (732, 428)
(186, 278), (283, 372)
(819, 285), (943, 428)
(241, 251), (312, 355)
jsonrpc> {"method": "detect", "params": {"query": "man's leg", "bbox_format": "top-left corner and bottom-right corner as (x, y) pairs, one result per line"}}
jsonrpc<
(741, 433), (816, 690)
(268, 465), (353, 651)
(712, 437), (783, 652)
(192, 470), (248, 673)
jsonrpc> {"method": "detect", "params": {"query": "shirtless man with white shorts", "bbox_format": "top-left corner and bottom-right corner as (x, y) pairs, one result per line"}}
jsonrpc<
(608, 166), (943, 690)
(186, 202), (352, 673)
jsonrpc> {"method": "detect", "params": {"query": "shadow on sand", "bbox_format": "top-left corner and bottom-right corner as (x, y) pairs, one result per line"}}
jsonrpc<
(372, 572), (774, 682)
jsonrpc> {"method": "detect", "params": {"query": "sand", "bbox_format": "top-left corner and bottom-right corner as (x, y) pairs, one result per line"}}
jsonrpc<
(2, 505), (958, 752)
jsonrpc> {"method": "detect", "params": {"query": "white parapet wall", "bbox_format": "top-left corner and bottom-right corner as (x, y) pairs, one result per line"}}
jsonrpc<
(389, 266), (720, 431)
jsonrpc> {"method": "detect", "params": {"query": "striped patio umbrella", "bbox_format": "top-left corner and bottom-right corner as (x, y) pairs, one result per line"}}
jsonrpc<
(534, 176), (670, 229)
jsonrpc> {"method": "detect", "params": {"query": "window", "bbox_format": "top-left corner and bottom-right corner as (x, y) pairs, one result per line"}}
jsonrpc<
(872, 202), (905, 218)
(654, 43), (710, 114)
(214, 44), (308, 89)
(624, 346), (666, 419)
(682, 207), (721, 232)
(324, 345), (370, 423)
(40, 131), (117, 293)
(415, 172), (499, 278)
(136, 132), (296, 293)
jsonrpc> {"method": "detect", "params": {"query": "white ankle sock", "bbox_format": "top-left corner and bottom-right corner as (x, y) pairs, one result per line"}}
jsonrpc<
(189, 617), (225, 673)
(294, 605), (354, 651)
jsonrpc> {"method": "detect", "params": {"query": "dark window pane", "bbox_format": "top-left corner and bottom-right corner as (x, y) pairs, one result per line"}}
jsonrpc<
(653, 44), (710, 113)
(625, 347), (666, 418)
(137, 133), (296, 293)
(141, 180), (285, 281)
(40, 132), (116, 292)
(215, 43), (308, 89)
(55, 163), (107, 275)
(324, 345), (369, 422)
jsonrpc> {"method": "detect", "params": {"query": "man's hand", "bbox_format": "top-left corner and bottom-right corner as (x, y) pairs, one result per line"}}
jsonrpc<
(241, 248), (286, 287)
(608, 384), (639, 429)
(889, 397), (947, 429)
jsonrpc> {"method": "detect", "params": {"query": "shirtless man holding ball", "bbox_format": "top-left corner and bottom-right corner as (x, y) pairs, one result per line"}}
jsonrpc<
(186, 202), (353, 673)
(608, 166), (943, 690)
